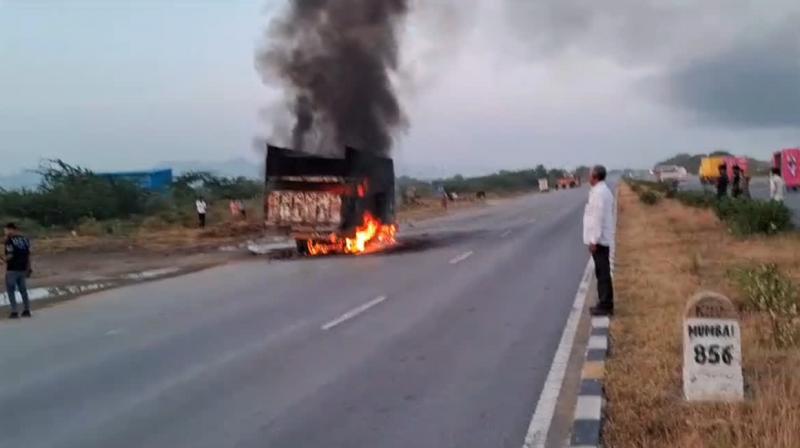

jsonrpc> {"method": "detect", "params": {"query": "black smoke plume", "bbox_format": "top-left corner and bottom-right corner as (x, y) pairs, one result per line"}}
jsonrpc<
(257, 0), (409, 155)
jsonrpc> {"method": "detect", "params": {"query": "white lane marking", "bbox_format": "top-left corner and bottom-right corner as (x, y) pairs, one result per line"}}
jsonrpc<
(522, 259), (594, 448)
(321, 296), (388, 331)
(501, 230), (512, 238)
(448, 251), (474, 265)
(573, 395), (603, 420)
(105, 329), (124, 336)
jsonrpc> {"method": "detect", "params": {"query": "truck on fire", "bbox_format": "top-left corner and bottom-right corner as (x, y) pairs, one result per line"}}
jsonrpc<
(264, 145), (397, 255)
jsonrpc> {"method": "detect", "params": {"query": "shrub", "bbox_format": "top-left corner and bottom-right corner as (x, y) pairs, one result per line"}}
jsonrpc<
(714, 199), (793, 236)
(674, 191), (715, 208)
(638, 190), (659, 205)
(0, 216), (47, 236)
(0, 160), (159, 228)
(76, 218), (105, 236)
(75, 218), (135, 236)
(733, 263), (799, 347)
(140, 216), (173, 231)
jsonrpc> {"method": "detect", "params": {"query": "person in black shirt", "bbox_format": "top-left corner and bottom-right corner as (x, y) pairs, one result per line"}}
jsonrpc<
(3, 222), (32, 318)
(716, 164), (729, 200)
(732, 165), (743, 198)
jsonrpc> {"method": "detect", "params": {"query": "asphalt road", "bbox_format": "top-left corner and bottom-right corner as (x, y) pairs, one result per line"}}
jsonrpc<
(0, 187), (591, 448)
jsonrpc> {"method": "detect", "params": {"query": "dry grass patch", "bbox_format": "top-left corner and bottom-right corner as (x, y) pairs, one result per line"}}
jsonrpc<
(605, 184), (800, 448)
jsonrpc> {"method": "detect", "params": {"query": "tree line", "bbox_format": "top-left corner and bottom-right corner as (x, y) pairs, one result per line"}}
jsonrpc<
(0, 160), (261, 230)
(400, 165), (591, 195)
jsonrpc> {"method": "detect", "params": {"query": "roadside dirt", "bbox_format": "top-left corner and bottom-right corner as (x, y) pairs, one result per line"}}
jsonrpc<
(21, 195), (497, 294)
(605, 183), (800, 448)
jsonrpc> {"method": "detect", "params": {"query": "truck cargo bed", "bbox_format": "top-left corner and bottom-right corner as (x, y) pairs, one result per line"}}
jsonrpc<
(264, 145), (395, 240)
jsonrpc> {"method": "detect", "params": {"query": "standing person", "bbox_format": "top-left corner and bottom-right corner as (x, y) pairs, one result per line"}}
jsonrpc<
(238, 199), (247, 219)
(3, 223), (32, 319)
(195, 197), (208, 228)
(770, 168), (786, 202)
(743, 174), (752, 199)
(228, 199), (240, 220)
(716, 164), (729, 200)
(732, 165), (743, 198)
(438, 185), (448, 210)
(583, 166), (616, 316)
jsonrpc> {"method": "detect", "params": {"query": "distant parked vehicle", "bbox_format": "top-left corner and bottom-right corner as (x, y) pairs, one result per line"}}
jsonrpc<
(557, 175), (580, 189)
(653, 165), (688, 183)
(538, 178), (550, 192)
(773, 148), (800, 191)
(724, 156), (749, 180)
(698, 156), (726, 185)
(698, 156), (749, 185)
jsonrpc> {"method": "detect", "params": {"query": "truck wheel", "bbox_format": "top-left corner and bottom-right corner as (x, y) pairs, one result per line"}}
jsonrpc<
(296, 239), (310, 255)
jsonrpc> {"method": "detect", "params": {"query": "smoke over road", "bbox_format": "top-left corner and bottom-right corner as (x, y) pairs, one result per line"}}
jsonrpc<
(257, 0), (410, 156)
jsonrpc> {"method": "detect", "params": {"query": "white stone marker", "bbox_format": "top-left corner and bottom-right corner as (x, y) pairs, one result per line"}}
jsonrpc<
(683, 291), (744, 402)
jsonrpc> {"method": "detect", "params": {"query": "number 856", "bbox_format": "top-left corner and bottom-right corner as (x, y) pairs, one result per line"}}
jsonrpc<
(694, 344), (734, 365)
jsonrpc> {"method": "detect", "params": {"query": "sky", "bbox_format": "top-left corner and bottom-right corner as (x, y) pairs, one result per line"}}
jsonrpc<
(2, 0), (800, 177)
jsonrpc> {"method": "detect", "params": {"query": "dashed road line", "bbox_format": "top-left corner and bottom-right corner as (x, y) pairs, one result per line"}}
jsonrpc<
(501, 230), (512, 238)
(321, 296), (388, 331)
(448, 251), (474, 265)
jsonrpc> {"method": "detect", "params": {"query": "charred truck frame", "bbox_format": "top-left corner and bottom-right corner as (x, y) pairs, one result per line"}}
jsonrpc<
(265, 145), (396, 254)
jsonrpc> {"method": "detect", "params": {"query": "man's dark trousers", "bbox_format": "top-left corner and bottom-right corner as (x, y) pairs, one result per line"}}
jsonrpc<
(592, 245), (614, 311)
(5, 271), (30, 313)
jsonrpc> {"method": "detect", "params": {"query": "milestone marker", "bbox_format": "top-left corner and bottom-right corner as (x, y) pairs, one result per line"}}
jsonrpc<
(682, 291), (744, 402)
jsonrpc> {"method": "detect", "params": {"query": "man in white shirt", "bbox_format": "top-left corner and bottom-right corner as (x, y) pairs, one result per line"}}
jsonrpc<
(583, 165), (615, 316)
(196, 197), (208, 228)
(770, 168), (786, 202)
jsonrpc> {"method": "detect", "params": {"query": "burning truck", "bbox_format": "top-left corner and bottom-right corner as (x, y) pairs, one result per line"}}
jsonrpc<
(264, 145), (397, 256)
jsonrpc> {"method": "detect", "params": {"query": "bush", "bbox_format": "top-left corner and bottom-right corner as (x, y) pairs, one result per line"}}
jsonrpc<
(0, 160), (160, 228)
(714, 199), (793, 236)
(638, 190), (660, 205)
(76, 218), (105, 236)
(627, 179), (671, 194)
(76, 218), (136, 236)
(0, 216), (47, 236)
(674, 190), (715, 208)
(140, 216), (173, 231)
(733, 263), (799, 347)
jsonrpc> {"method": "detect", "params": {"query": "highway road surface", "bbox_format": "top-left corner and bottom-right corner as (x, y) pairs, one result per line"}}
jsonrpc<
(0, 187), (594, 448)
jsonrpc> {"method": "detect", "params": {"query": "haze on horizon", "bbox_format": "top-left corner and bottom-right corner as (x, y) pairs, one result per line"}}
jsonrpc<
(2, 0), (800, 178)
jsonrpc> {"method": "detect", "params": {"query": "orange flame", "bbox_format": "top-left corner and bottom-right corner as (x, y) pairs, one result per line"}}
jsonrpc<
(307, 212), (397, 256)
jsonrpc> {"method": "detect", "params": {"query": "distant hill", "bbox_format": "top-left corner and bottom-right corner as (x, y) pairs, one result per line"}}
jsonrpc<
(656, 152), (771, 175)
